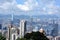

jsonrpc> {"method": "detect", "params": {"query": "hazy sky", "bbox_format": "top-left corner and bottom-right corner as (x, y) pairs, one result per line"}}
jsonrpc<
(0, 0), (60, 15)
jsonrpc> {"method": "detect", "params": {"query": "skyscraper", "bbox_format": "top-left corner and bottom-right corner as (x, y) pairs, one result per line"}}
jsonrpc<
(11, 33), (17, 40)
(7, 25), (11, 40)
(19, 20), (26, 38)
(11, 27), (17, 40)
(51, 20), (58, 37)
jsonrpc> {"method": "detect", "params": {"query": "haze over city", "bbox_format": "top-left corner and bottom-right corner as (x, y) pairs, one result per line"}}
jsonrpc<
(0, 0), (60, 40)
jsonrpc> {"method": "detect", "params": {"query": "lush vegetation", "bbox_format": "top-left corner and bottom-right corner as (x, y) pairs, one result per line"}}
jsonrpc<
(0, 33), (6, 40)
(16, 31), (49, 40)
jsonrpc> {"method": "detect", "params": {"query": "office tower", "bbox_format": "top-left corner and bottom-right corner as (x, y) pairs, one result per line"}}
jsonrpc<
(6, 14), (14, 40)
(7, 25), (17, 40)
(7, 22), (13, 40)
(19, 20), (26, 38)
(7, 26), (11, 40)
(51, 21), (58, 37)
(27, 17), (33, 32)
(46, 29), (51, 36)
(11, 33), (17, 40)
(11, 27), (17, 40)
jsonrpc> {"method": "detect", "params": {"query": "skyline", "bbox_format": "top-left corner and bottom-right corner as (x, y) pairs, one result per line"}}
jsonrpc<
(0, 0), (60, 15)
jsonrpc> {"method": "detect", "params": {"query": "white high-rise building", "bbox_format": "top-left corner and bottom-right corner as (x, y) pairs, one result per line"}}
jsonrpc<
(11, 27), (17, 40)
(19, 20), (26, 38)
(11, 33), (17, 40)
(7, 26), (11, 40)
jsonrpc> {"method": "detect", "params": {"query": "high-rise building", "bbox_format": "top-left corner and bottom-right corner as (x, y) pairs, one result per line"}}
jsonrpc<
(19, 20), (26, 38)
(0, 24), (2, 29)
(7, 22), (14, 40)
(51, 20), (58, 37)
(11, 27), (17, 40)
(0, 24), (2, 34)
(11, 33), (17, 40)
(55, 36), (60, 40)
(7, 26), (11, 40)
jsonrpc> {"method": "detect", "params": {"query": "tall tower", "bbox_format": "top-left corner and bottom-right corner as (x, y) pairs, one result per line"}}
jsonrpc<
(7, 19), (14, 40)
(7, 25), (11, 40)
(19, 20), (26, 38)
(6, 14), (14, 40)
(12, 33), (16, 40)
(11, 29), (17, 40)
(11, 13), (14, 28)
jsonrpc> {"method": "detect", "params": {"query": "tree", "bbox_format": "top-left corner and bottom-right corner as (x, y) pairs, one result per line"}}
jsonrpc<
(24, 31), (49, 40)
(17, 31), (49, 40)
(16, 37), (20, 40)
(0, 33), (6, 40)
(16, 38), (30, 40)
(24, 33), (32, 39)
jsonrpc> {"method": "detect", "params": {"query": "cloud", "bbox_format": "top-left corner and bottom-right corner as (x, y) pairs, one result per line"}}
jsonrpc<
(17, 4), (30, 11)
(46, 4), (60, 14)
(0, 2), (11, 10)
(17, 0), (39, 11)
(0, 0), (18, 14)
(38, 0), (60, 15)
(0, 0), (60, 15)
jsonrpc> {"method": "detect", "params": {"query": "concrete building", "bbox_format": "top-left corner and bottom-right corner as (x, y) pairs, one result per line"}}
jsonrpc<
(11, 27), (17, 40)
(19, 20), (27, 38)
(11, 33), (17, 40)
(55, 36), (60, 40)
(51, 23), (58, 37)
(7, 25), (11, 40)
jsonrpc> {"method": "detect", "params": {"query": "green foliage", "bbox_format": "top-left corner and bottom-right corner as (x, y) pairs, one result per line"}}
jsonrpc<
(16, 37), (20, 40)
(20, 38), (27, 40)
(17, 31), (49, 40)
(24, 31), (49, 40)
(16, 38), (30, 40)
(0, 33), (6, 40)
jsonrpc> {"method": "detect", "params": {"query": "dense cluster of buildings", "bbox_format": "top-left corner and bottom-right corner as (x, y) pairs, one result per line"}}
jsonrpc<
(0, 20), (27, 40)
(0, 16), (60, 40)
